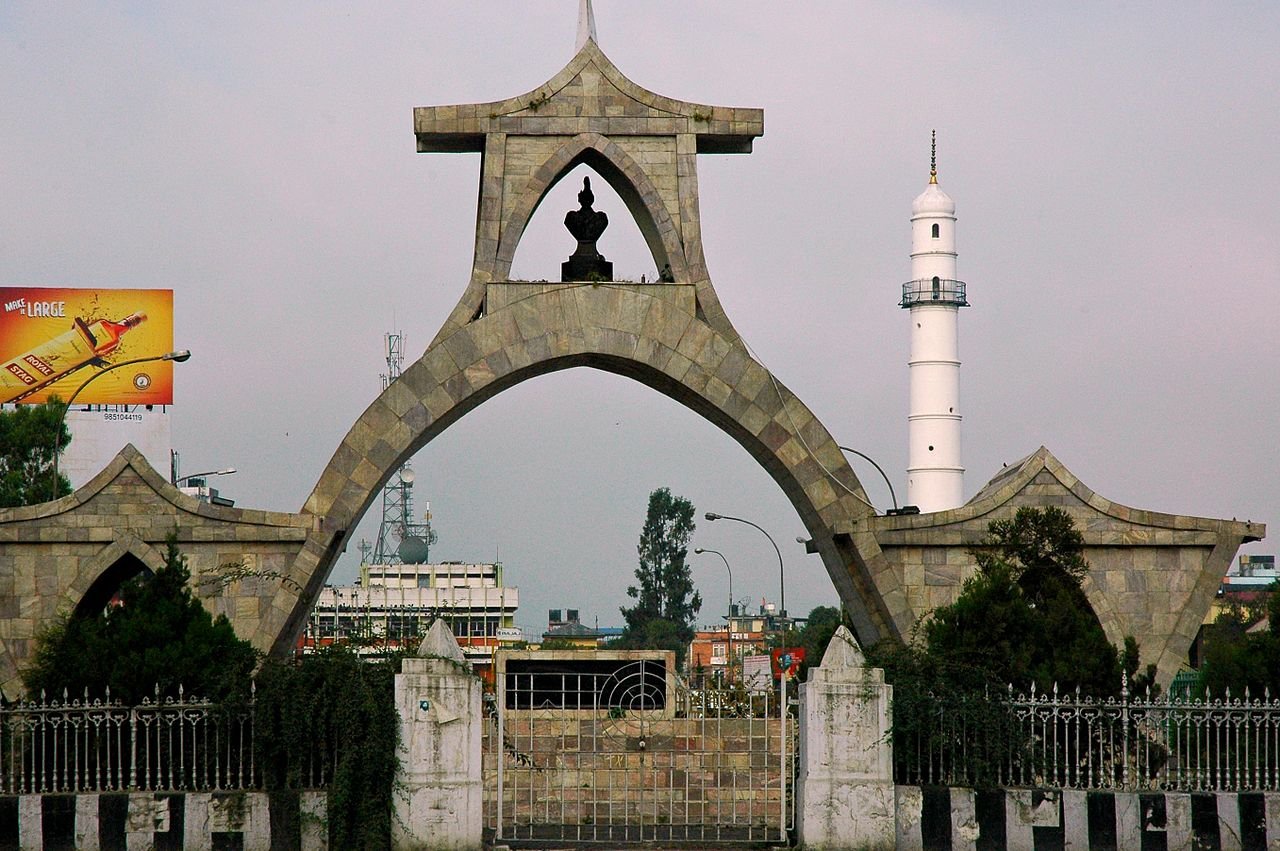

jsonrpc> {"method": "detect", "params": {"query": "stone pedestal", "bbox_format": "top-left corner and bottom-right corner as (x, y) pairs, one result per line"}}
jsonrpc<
(392, 620), (483, 851)
(795, 625), (896, 850)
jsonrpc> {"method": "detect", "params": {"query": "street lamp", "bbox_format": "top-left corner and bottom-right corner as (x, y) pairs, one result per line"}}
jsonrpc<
(51, 350), (191, 500)
(704, 512), (787, 623)
(694, 547), (734, 685)
(173, 467), (237, 486)
(837, 445), (919, 516)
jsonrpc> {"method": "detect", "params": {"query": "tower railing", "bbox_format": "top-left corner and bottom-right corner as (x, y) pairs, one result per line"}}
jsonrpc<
(901, 278), (968, 307)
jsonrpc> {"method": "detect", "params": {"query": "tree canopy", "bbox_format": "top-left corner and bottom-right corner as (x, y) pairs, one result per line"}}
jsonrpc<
(1199, 587), (1280, 697)
(618, 487), (701, 662)
(873, 507), (1136, 698)
(0, 400), (71, 507)
(23, 534), (257, 703)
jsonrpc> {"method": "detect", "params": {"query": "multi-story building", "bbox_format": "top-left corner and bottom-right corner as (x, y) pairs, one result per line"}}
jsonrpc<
(687, 601), (787, 686)
(300, 561), (521, 682)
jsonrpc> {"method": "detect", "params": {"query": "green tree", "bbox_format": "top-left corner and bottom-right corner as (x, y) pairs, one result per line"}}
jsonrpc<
(23, 533), (257, 703)
(1200, 584), (1280, 697)
(795, 605), (844, 679)
(922, 506), (1121, 696)
(0, 400), (71, 507)
(619, 488), (701, 660)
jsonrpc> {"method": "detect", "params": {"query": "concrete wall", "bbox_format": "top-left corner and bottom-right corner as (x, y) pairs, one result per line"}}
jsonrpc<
(0, 791), (326, 851)
(894, 786), (1280, 851)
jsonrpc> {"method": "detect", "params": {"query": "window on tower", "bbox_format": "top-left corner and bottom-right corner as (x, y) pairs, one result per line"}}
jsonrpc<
(932, 277), (941, 299)
(932, 223), (940, 238)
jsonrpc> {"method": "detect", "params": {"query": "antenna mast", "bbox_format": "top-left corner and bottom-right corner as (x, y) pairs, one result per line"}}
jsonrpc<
(370, 332), (437, 565)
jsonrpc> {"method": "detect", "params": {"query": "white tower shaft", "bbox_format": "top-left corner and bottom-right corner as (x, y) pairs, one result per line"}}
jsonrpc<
(904, 137), (967, 512)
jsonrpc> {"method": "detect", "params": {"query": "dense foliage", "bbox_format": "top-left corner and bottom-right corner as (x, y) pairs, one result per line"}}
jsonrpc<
(22, 534), (257, 703)
(1200, 587), (1280, 697)
(867, 508), (1154, 786)
(618, 487), (701, 662)
(792, 605), (845, 680)
(0, 400), (71, 507)
(255, 647), (401, 850)
(915, 506), (1125, 696)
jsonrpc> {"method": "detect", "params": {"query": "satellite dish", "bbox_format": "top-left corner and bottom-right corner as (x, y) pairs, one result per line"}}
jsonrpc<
(401, 467), (416, 484)
(398, 534), (431, 564)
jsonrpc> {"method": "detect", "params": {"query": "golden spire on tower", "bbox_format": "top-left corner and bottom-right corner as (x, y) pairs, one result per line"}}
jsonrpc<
(929, 130), (938, 185)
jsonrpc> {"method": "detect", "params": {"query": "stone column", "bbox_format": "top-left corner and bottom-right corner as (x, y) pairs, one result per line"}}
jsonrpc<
(795, 625), (895, 850)
(392, 619), (483, 851)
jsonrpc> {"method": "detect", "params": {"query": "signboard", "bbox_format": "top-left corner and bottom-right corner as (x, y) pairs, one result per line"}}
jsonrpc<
(0, 288), (175, 405)
(770, 646), (805, 679)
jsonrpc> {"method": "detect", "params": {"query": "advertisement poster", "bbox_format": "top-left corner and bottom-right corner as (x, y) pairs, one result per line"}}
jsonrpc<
(0, 288), (175, 405)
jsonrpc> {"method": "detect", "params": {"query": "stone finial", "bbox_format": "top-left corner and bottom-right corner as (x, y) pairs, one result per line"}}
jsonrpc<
(576, 0), (597, 51)
(416, 618), (467, 663)
(820, 625), (865, 668)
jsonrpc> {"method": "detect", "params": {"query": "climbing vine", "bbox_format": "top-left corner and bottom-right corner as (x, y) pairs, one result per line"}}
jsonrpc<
(254, 646), (401, 850)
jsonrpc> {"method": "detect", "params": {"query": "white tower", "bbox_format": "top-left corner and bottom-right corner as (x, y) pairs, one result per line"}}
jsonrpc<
(903, 132), (968, 512)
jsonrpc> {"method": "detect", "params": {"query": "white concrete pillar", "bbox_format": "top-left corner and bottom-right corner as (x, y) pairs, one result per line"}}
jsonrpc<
(75, 794), (100, 851)
(300, 790), (329, 851)
(183, 793), (212, 851)
(392, 619), (483, 851)
(18, 795), (42, 851)
(126, 793), (169, 851)
(795, 625), (895, 850)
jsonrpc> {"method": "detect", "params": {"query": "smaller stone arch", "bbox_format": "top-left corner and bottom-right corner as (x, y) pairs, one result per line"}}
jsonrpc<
(65, 533), (167, 619)
(494, 132), (687, 283)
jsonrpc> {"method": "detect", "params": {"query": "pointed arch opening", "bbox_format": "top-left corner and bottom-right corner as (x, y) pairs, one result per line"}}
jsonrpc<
(73, 553), (154, 619)
(509, 162), (656, 283)
(494, 133), (686, 282)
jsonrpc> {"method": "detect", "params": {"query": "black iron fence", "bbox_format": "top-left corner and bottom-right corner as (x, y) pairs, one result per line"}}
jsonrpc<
(896, 682), (1280, 792)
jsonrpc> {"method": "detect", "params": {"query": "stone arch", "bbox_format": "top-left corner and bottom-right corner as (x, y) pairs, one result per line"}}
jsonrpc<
(272, 286), (912, 656)
(494, 132), (688, 283)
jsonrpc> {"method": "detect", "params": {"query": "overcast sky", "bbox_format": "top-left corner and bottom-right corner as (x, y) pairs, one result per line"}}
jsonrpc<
(3, 3), (1276, 639)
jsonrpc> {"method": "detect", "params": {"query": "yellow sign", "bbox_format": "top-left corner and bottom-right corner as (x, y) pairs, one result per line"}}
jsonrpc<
(0, 288), (176, 405)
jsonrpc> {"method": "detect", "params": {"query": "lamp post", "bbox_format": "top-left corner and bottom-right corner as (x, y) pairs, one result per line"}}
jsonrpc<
(51, 350), (192, 500)
(704, 512), (787, 625)
(173, 467), (237, 486)
(694, 547), (734, 685)
(837, 445), (919, 515)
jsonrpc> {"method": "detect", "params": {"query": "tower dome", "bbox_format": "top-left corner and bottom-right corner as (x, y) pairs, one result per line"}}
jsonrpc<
(911, 182), (955, 216)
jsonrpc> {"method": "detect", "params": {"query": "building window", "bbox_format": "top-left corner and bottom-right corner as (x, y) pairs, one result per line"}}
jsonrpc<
(932, 276), (941, 299)
(932, 223), (940, 238)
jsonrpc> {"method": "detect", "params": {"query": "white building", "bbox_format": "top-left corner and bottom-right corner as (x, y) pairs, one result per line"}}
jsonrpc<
(302, 561), (521, 675)
(903, 132), (968, 513)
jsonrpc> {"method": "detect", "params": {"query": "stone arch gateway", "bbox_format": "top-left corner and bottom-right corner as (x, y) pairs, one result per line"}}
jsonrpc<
(253, 39), (919, 656)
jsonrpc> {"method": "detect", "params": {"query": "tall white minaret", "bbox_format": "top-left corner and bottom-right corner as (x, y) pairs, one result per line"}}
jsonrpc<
(904, 132), (968, 512)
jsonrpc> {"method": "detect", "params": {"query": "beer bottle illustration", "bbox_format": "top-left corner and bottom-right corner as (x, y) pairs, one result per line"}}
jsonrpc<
(1, 312), (147, 403)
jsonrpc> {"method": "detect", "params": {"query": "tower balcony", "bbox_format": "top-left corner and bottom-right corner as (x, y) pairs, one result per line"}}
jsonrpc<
(901, 278), (969, 308)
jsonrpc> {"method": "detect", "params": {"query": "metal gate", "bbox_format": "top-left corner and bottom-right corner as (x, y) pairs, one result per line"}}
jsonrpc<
(484, 657), (794, 844)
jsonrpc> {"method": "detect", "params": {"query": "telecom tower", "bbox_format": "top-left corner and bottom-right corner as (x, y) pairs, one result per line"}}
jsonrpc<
(367, 332), (437, 565)
(902, 133), (968, 513)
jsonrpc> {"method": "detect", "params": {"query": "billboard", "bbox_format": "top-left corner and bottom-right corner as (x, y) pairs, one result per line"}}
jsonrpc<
(0, 288), (175, 405)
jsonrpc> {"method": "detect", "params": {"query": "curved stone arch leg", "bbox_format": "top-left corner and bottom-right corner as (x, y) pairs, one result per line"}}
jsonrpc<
(271, 287), (914, 657)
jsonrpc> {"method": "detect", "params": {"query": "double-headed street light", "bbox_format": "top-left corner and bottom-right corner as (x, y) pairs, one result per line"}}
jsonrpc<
(173, 468), (237, 487)
(694, 547), (734, 684)
(51, 350), (192, 500)
(704, 512), (786, 623)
